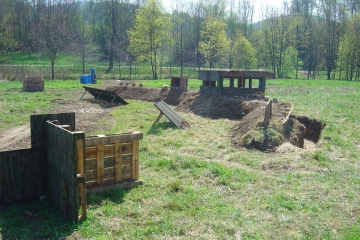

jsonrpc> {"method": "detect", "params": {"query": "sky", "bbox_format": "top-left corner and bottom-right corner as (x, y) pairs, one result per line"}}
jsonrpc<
(161, 0), (285, 22)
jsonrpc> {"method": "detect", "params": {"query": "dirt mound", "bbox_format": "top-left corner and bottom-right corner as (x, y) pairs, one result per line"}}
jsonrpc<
(107, 86), (270, 120)
(175, 92), (266, 119)
(106, 85), (325, 152)
(106, 86), (193, 106)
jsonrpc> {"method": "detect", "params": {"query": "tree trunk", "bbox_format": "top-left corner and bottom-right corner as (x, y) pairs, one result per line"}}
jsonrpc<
(51, 60), (55, 80)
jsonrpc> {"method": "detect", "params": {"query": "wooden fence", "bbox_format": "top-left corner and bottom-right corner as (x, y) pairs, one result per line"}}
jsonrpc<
(0, 148), (45, 204)
(0, 112), (142, 222)
(45, 120), (86, 222)
(0, 113), (75, 205)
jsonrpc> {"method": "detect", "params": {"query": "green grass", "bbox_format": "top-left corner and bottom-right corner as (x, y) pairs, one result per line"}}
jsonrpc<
(1, 79), (360, 239)
(0, 80), (84, 129)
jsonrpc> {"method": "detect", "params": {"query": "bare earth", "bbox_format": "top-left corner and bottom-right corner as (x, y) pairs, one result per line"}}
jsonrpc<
(0, 81), (321, 152)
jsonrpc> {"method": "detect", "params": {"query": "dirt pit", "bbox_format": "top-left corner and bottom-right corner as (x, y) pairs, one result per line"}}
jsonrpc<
(108, 86), (325, 152)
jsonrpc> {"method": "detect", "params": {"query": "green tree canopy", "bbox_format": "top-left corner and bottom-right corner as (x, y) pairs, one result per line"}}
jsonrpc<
(199, 16), (229, 69)
(128, 0), (170, 79)
(231, 31), (256, 69)
(337, 14), (360, 80)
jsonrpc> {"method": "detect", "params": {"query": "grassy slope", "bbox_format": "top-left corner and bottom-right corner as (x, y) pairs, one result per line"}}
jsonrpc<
(0, 79), (359, 239)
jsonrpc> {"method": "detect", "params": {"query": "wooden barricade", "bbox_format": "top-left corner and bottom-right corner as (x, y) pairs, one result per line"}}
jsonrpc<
(45, 120), (86, 222)
(84, 132), (143, 194)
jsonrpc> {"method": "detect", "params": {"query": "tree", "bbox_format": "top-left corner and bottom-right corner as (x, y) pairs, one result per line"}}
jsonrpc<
(128, 0), (170, 79)
(319, 0), (345, 79)
(261, 5), (293, 78)
(199, 16), (229, 69)
(34, 0), (77, 80)
(231, 31), (256, 69)
(337, 14), (360, 80)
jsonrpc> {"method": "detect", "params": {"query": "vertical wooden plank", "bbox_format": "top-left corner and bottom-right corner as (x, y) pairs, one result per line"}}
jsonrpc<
(132, 140), (139, 180)
(97, 144), (104, 184)
(77, 139), (85, 176)
(76, 137), (86, 220)
(79, 181), (86, 220)
(115, 142), (122, 182)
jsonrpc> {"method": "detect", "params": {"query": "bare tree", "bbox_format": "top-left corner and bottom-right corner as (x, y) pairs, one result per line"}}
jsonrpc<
(34, 0), (77, 80)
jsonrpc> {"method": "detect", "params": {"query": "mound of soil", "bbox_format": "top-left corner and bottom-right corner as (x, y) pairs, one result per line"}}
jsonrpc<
(0, 83), (324, 153)
(108, 86), (323, 152)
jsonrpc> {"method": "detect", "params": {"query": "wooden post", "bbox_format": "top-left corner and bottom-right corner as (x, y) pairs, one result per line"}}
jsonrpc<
(76, 138), (86, 221)
(230, 78), (234, 88)
(249, 79), (252, 89)
(115, 142), (123, 182)
(97, 144), (104, 184)
(132, 140), (139, 180)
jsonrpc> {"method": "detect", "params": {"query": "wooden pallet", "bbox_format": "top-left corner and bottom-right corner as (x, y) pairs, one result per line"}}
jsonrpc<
(84, 132), (143, 194)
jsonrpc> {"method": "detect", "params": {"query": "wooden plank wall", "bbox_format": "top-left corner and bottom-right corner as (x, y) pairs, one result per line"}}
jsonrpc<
(31, 112), (75, 148)
(0, 148), (45, 204)
(45, 121), (84, 223)
(0, 113), (76, 205)
(85, 132), (143, 191)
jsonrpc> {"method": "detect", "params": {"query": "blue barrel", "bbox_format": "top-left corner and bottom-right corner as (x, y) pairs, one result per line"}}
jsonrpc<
(90, 68), (96, 84)
(80, 74), (91, 84)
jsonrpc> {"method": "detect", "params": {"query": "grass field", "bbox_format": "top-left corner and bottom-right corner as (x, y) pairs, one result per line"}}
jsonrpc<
(0, 79), (360, 239)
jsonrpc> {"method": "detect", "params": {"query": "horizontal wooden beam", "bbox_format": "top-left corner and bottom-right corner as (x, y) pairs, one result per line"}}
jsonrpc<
(85, 132), (143, 146)
(85, 180), (143, 194)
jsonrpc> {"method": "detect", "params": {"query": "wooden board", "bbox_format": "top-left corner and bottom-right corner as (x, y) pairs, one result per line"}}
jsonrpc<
(84, 132), (143, 192)
(0, 148), (45, 204)
(85, 132), (143, 146)
(30, 113), (75, 148)
(153, 100), (189, 129)
(82, 86), (128, 105)
(45, 120), (85, 223)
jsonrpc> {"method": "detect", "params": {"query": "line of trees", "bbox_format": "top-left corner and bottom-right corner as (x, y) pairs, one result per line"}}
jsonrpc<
(1, 0), (360, 80)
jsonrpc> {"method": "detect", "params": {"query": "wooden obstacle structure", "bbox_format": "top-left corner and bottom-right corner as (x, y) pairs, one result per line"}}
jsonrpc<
(85, 132), (143, 194)
(153, 100), (189, 129)
(198, 69), (274, 95)
(0, 112), (143, 222)
(80, 86), (128, 105)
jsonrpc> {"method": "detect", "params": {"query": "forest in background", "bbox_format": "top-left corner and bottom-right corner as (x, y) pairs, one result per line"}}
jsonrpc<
(0, 0), (360, 80)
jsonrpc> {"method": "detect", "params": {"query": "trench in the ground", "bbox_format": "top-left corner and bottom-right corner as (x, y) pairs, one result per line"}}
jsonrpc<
(291, 115), (326, 143)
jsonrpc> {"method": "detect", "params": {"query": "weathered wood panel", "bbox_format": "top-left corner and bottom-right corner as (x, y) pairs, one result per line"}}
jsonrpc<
(45, 121), (84, 223)
(84, 133), (143, 192)
(85, 132), (143, 146)
(0, 148), (45, 204)
(31, 113), (75, 148)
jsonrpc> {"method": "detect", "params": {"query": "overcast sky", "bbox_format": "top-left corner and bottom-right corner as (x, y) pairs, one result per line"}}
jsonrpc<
(161, 0), (285, 22)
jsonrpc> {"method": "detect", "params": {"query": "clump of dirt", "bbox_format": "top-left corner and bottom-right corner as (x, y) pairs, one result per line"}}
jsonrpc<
(282, 118), (306, 148)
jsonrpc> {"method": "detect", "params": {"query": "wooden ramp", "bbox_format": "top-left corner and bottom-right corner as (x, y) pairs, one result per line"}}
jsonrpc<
(80, 86), (128, 105)
(153, 100), (189, 129)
